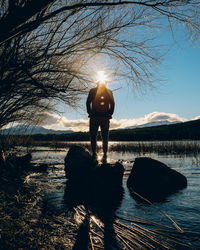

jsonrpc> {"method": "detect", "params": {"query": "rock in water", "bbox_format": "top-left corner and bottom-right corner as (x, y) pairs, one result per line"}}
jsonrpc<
(127, 157), (187, 201)
(6, 153), (32, 169)
(64, 146), (124, 214)
(64, 146), (94, 179)
(64, 146), (124, 187)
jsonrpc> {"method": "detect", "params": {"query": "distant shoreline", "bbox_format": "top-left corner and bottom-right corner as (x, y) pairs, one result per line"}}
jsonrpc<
(1, 118), (200, 141)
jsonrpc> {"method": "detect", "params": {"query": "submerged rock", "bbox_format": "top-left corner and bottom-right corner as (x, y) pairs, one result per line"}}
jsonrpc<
(127, 157), (187, 201)
(7, 153), (32, 168)
(2, 153), (48, 174)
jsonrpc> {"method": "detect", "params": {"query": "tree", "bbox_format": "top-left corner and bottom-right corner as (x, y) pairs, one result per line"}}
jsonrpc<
(0, 1), (200, 129)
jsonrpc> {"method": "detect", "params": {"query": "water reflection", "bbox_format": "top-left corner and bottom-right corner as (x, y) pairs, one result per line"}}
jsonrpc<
(63, 177), (124, 249)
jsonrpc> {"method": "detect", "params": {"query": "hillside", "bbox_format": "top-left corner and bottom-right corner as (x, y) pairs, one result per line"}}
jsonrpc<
(109, 118), (200, 141)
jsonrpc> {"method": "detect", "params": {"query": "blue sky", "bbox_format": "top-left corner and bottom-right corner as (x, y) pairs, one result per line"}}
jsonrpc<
(41, 25), (200, 131)
(113, 42), (200, 120)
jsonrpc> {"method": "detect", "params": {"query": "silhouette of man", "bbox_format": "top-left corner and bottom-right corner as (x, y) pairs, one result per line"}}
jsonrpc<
(86, 81), (115, 163)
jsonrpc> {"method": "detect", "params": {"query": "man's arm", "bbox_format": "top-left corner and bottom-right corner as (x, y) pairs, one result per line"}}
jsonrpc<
(86, 90), (92, 115)
(109, 90), (115, 115)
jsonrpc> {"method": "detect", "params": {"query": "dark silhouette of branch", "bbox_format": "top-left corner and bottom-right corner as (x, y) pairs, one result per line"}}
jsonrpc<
(1, 1), (200, 44)
(0, 0), (200, 128)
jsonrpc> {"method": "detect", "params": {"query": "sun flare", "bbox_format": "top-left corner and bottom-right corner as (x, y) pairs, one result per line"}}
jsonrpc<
(97, 155), (102, 161)
(96, 71), (106, 83)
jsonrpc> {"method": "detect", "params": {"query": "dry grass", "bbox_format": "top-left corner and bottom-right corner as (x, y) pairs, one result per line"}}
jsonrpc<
(109, 141), (200, 156)
(29, 140), (200, 156)
(68, 206), (200, 249)
(1, 135), (200, 156)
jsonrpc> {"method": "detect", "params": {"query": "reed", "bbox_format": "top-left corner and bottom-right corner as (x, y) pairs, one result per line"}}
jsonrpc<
(109, 141), (200, 156)
(75, 205), (199, 250)
(27, 140), (200, 156)
(1, 135), (200, 156)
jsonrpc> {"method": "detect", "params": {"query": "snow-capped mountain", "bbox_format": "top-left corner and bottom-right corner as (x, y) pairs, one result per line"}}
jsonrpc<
(124, 120), (181, 129)
(0, 125), (73, 135)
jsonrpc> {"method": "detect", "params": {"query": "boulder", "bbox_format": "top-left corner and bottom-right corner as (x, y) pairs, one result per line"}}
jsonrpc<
(64, 146), (94, 179)
(64, 146), (124, 188)
(6, 153), (32, 169)
(127, 157), (187, 201)
(64, 146), (124, 216)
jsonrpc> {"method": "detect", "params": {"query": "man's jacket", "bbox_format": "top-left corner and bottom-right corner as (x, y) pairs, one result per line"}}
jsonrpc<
(86, 86), (115, 118)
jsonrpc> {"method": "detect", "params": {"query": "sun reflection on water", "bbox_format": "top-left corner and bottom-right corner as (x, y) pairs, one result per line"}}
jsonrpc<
(97, 155), (102, 161)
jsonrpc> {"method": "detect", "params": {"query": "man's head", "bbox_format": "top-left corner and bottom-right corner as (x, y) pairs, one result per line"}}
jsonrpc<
(96, 71), (107, 85)
(96, 81), (107, 88)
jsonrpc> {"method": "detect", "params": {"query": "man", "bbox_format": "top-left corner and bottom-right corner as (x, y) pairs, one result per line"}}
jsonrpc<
(86, 81), (115, 163)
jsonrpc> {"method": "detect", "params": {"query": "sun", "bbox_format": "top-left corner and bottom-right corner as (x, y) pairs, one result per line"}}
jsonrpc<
(96, 71), (106, 83)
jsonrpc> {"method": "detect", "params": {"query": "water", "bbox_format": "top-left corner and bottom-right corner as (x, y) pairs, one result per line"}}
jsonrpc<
(28, 141), (200, 236)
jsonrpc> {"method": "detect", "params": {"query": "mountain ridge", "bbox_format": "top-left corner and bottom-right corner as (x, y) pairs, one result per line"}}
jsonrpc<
(0, 120), (181, 135)
(0, 125), (73, 135)
(123, 120), (181, 129)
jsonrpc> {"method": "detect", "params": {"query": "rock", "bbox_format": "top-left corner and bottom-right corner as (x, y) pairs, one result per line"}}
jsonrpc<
(127, 157), (187, 201)
(5, 153), (32, 171)
(4, 153), (48, 173)
(64, 146), (124, 216)
(64, 145), (124, 185)
(64, 146), (94, 179)
(64, 146), (124, 187)
(95, 161), (124, 187)
(6, 153), (32, 167)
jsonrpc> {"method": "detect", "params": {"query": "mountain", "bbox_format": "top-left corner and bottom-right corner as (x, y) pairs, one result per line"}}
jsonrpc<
(0, 125), (73, 135)
(124, 120), (181, 129)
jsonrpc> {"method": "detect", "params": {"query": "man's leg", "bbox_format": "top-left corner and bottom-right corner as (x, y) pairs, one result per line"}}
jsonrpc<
(89, 118), (99, 158)
(100, 118), (110, 162)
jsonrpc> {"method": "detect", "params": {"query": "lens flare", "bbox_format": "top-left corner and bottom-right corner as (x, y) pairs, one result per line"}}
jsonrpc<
(97, 71), (106, 83)
(97, 155), (102, 161)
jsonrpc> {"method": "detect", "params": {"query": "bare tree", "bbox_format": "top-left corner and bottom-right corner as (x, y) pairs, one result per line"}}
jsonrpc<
(1, 1), (200, 45)
(0, 1), (200, 128)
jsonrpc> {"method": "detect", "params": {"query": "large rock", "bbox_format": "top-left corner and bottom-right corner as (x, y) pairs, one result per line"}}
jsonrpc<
(127, 157), (187, 201)
(64, 146), (124, 217)
(64, 146), (94, 179)
(64, 146), (124, 187)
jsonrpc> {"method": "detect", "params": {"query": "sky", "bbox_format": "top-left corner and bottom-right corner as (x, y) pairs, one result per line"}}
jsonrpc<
(41, 26), (200, 132)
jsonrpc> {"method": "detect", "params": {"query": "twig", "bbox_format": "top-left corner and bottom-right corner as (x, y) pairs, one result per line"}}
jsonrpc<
(130, 188), (184, 233)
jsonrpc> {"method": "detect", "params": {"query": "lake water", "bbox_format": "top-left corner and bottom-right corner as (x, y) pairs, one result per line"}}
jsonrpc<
(28, 141), (200, 246)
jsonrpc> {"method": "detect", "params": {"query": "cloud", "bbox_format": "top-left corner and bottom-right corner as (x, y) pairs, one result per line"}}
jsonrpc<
(140, 112), (187, 124)
(35, 112), (62, 126)
(61, 117), (89, 132)
(40, 111), (187, 132)
(109, 112), (186, 130)
(193, 115), (200, 120)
